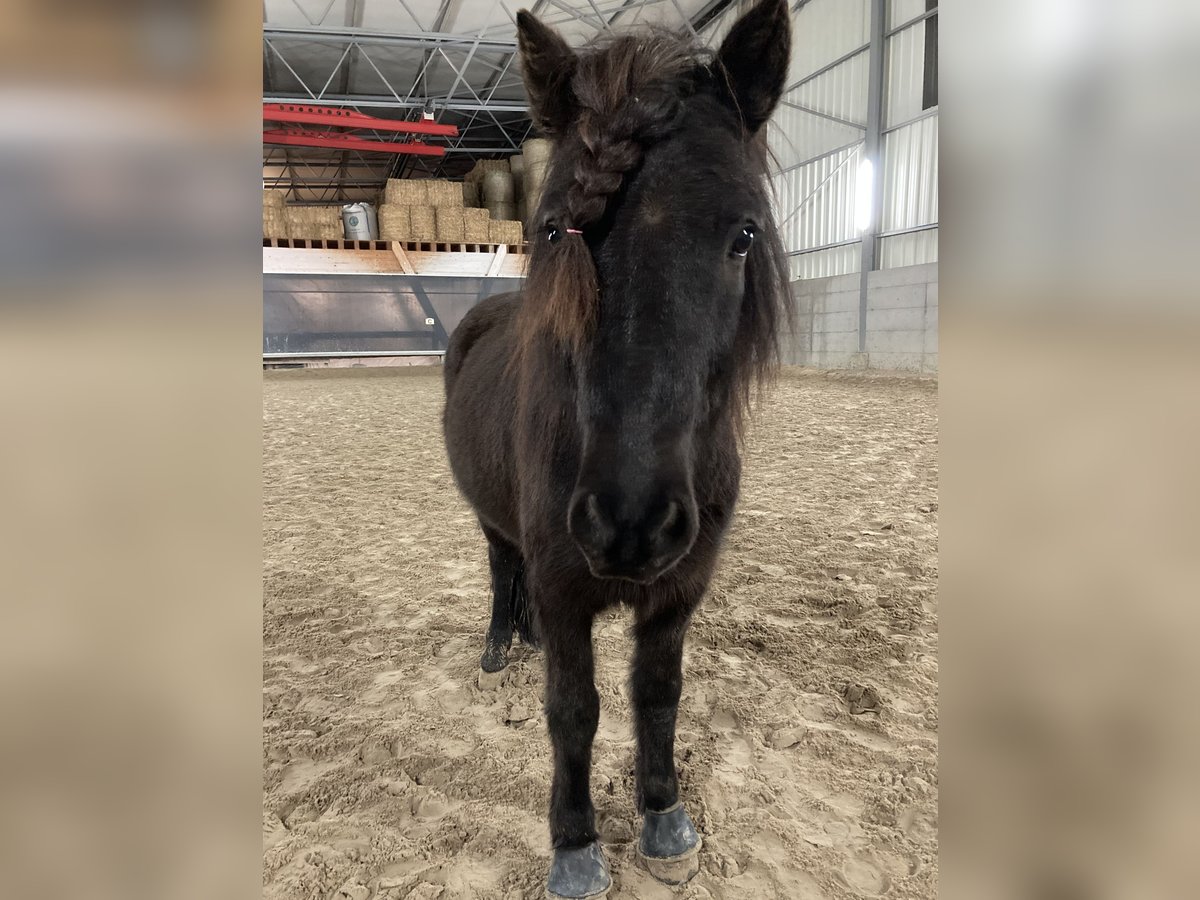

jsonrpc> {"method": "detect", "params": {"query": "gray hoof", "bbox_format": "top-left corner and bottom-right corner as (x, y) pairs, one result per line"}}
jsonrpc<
(480, 638), (509, 673)
(546, 841), (611, 899)
(638, 803), (701, 885)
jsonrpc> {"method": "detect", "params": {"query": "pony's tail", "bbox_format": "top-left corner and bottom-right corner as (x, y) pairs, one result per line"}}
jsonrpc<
(511, 562), (540, 647)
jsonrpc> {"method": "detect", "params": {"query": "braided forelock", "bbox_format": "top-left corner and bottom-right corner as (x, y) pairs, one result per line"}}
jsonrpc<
(564, 33), (699, 228)
(517, 30), (708, 360)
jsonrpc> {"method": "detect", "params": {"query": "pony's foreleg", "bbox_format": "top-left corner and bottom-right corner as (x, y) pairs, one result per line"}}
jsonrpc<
(542, 607), (610, 899)
(480, 526), (520, 673)
(631, 604), (702, 885)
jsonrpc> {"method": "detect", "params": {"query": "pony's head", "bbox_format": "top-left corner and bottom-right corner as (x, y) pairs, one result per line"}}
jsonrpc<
(516, 0), (791, 583)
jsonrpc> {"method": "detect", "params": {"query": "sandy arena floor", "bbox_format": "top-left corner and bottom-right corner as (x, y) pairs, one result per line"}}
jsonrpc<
(263, 368), (938, 900)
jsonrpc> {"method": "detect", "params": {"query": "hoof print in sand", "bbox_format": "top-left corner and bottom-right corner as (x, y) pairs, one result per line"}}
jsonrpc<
(505, 702), (534, 726)
(478, 666), (509, 691)
(359, 738), (393, 766)
(842, 683), (883, 715)
(332, 882), (370, 900)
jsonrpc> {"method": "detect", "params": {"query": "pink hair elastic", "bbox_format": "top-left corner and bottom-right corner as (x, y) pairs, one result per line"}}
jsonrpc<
(565, 228), (583, 235)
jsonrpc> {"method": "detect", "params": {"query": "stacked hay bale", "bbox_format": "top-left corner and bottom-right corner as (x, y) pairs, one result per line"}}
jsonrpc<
(409, 205), (436, 242)
(427, 180), (462, 209)
(384, 179), (429, 206)
(509, 154), (526, 222)
(378, 177), (466, 243)
(465, 159), (509, 190)
(284, 205), (343, 240)
(463, 207), (491, 243)
(461, 158), (531, 244)
(378, 205), (411, 241)
(522, 138), (552, 223)
(435, 208), (465, 242)
(376, 171), (526, 248)
(263, 188), (288, 209)
(482, 169), (516, 222)
(489, 219), (524, 246)
(262, 189), (289, 239)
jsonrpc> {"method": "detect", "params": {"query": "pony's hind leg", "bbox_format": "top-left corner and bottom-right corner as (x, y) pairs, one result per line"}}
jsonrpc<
(480, 525), (522, 673)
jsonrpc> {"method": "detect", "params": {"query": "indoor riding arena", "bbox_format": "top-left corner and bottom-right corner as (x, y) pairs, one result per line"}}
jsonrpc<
(262, 2), (938, 899)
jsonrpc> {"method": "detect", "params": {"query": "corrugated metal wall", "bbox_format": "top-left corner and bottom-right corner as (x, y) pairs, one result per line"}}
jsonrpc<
(706, 0), (938, 279)
(881, 113), (938, 265)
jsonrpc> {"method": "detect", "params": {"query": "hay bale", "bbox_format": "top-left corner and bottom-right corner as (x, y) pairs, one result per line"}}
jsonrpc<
(522, 138), (552, 168)
(483, 170), (515, 203)
(524, 161), (548, 219)
(263, 206), (289, 238)
(435, 207), (465, 242)
(465, 159), (509, 184)
(524, 160), (548, 194)
(378, 204), (411, 241)
(489, 219), (524, 245)
(526, 188), (544, 220)
(427, 180), (463, 208)
(284, 205), (343, 240)
(509, 155), (525, 196)
(263, 189), (287, 209)
(463, 208), (491, 243)
(409, 205), (436, 241)
(285, 206), (318, 238)
(461, 181), (480, 208)
(486, 201), (516, 221)
(384, 179), (429, 206)
(283, 207), (306, 236)
(315, 206), (343, 239)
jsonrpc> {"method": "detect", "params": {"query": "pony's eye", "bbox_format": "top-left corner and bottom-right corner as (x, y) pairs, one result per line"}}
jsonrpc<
(731, 226), (756, 258)
(547, 225), (562, 244)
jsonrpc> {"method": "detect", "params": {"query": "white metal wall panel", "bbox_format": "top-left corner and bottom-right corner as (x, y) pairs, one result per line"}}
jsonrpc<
(773, 142), (862, 253)
(789, 244), (861, 281)
(707, 0), (869, 87)
(881, 115), (938, 232)
(700, 0), (755, 46)
(879, 228), (938, 269)
(789, 0), (870, 83)
(704, 0), (936, 271)
(769, 106), (864, 172)
(768, 25), (869, 170)
(889, 0), (927, 28)
(885, 20), (927, 128)
(791, 50), (869, 125)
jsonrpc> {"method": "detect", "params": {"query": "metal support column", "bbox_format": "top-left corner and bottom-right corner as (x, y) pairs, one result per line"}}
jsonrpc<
(858, 0), (886, 354)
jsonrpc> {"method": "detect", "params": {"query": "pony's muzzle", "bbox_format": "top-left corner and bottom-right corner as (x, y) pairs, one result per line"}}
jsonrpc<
(568, 487), (698, 583)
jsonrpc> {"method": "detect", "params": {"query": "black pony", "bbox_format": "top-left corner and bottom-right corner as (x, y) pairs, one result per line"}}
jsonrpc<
(443, 2), (791, 895)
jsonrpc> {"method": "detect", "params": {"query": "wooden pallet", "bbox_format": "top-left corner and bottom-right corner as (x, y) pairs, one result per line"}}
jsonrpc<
(263, 237), (528, 254)
(263, 240), (528, 278)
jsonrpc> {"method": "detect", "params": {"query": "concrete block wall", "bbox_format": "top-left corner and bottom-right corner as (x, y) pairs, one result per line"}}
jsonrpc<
(782, 262), (938, 373)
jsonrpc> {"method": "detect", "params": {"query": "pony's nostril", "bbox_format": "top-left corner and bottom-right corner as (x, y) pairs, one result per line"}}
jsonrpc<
(652, 498), (693, 550)
(586, 493), (606, 528)
(570, 491), (615, 553)
(571, 488), (696, 579)
(660, 501), (680, 532)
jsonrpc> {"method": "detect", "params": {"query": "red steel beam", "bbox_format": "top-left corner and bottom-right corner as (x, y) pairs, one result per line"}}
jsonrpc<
(263, 129), (447, 156)
(263, 103), (458, 137)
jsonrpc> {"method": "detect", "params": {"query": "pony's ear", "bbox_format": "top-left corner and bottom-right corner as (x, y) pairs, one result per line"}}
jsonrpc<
(517, 10), (578, 134)
(715, 0), (791, 134)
